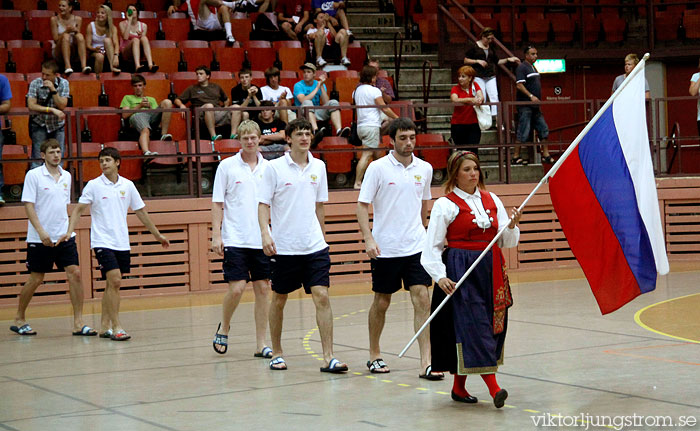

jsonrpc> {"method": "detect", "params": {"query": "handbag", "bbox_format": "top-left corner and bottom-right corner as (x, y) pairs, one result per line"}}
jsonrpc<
(348, 90), (362, 146)
(472, 83), (492, 131)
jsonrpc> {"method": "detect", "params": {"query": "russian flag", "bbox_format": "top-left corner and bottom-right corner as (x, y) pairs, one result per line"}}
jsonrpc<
(549, 62), (669, 314)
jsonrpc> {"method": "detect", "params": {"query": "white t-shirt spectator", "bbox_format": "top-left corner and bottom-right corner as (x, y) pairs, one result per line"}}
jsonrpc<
(261, 85), (292, 104)
(692, 72), (700, 121)
(353, 84), (383, 128)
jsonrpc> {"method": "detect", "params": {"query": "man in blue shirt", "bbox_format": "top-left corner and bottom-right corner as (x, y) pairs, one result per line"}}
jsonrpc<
(0, 74), (12, 206)
(293, 62), (349, 144)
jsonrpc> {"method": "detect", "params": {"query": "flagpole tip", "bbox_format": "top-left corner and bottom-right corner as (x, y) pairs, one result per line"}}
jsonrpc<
(643, 53), (650, 61)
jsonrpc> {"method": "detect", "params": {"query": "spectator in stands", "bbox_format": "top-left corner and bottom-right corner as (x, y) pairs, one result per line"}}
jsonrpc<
(690, 58), (700, 139)
(62, 147), (169, 342)
(86, 5), (121, 75)
(236, 0), (271, 12)
(312, 0), (351, 38)
(27, 61), (70, 170)
(353, 65), (399, 189)
(0, 74), (11, 206)
(261, 66), (294, 124)
(513, 45), (552, 165)
(119, 4), (159, 73)
(119, 75), (174, 156)
(367, 57), (394, 104)
(450, 65), (484, 155)
(277, 0), (311, 41)
(307, 11), (351, 67)
(255, 101), (288, 159)
(230, 69), (261, 139)
(612, 53), (650, 99)
(51, 0), (90, 76)
(174, 65), (230, 143)
(464, 28), (520, 120)
(169, 0), (240, 43)
(293, 62), (350, 144)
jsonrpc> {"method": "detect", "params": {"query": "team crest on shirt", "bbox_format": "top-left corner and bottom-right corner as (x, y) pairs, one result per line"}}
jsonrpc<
(120, 190), (126, 199)
(414, 175), (422, 182)
(62, 182), (68, 189)
(310, 174), (318, 181)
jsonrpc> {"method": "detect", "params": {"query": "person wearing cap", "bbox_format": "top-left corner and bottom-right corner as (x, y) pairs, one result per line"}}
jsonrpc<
(293, 62), (350, 144)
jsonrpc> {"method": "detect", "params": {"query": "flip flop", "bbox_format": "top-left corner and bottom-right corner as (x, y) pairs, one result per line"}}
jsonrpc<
(367, 358), (390, 374)
(269, 356), (287, 370)
(72, 325), (98, 336)
(254, 346), (273, 358)
(320, 358), (348, 373)
(213, 323), (228, 354)
(99, 329), (113, 338)
(10, 324), (37, 336)
(135, 64), (148, 73)
(110, 330), (131, 341)
(419, 365), (445, 381)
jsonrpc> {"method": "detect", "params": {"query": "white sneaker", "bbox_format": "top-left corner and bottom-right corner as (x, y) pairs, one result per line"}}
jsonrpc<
(317, 57), (327, 67)
(226, 34), (236, 44)
(346, 29), (353, 37)
(341, 57), (351, 66)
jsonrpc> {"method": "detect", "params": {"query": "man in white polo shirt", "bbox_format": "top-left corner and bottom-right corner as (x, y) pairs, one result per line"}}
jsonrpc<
(61, 147), (170, 341)
(357, 117), (444, 380)
(257, 117), (348, 373)
(10, 139), (95, 337)
(211, 120), (272, 357)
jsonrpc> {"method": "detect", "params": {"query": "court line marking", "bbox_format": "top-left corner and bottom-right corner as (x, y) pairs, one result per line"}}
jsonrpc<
(634, 293), (700, 344)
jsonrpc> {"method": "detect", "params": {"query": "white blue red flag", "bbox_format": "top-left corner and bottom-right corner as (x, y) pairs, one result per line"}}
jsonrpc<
(549, 62), (669, 314)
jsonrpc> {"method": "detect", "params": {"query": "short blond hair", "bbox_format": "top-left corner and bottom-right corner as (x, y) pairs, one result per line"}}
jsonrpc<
(624, 53), (639, 64)
(237, 119), (261, 137)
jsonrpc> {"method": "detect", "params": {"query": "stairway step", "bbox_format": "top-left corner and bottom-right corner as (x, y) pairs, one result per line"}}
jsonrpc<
(348, 13), (396, 28)
(389, 68), (452, 84)
(351, 27), (405, 39)
(360, 40), (423, 55)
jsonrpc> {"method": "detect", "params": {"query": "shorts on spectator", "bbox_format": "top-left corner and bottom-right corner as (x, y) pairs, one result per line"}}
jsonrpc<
(26, 237), (79, 273)
(129, 111), (161, 133)
(270, 247), (331, 294)
(94, 248), (131, 279)
(301, 99), (339, 122)
(223, 247), (271, 282)
(370, 252), (432, 294)
(198, 110), (231, 126)
(195, 12), (222, 31)
(357, 125), (380, 148)
(260, 143), (287, 160)
(516, 106), (549, 143)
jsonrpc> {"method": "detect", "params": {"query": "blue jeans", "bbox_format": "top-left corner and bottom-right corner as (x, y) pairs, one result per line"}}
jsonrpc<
(29, 122), (65, 169)
(516, 106), (549, 143)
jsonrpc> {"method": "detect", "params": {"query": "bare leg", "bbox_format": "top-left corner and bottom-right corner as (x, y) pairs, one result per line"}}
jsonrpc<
(131, 38), (142, 68)
(257, 0), (270, 12)
(93, 52), (105, 74)
(311, 285), (344, 367)
(104, 38), (119, 72)
(337, 9), (350, 31)
(230, 104), (242, 137)
(541, 140), (550, 158)
(313, 32), (324, 62)
(60, 34), (73, 70)
(138, 128), (151, 153)
(354, 146), (373, 189)
(75, 33), (87, 70)
(220, 279), (246, 334)
(202, 103), (217, 138)
(409, 284), (432, 372)
(336, 29), (349, 59)
(160, 99), (173, 134)
(14, 272), (45, 326)
(280, 22), (297, 41)
(102, 268), (122, 332)
(269, 291), (287, 360)
(140, 36), (154, 68)
(64, 265), (85, 331)
(278, 99), (288, 124)
(252, 279), (270, 352)
(368, 292), (391, 366)
(330, 109), (342, 133)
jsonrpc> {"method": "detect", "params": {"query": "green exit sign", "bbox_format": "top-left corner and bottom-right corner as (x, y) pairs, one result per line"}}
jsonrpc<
(534, 59), (566, 73)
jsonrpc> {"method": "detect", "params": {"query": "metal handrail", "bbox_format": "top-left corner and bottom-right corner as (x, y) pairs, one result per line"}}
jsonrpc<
(666, 121), (680, 173)
(392, 31), (405, 101)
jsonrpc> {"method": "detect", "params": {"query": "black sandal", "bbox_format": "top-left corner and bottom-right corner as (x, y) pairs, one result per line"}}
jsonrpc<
(542, 155), (555, 164)
(511, 157), (528, 166)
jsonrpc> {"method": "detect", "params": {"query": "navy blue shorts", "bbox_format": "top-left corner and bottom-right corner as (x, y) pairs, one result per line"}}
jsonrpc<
(94, 248), (131, 279)
(270, 247), (331, 294)
(26, 237), (79, 273)
(370, 252), (432, 294)
(223, 247), (271, 282)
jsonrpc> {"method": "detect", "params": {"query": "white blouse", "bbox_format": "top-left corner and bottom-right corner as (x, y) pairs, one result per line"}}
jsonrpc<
(421, 187), (520, 282)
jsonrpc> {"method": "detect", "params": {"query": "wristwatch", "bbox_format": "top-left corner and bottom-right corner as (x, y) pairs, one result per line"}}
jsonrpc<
(49, 90), (58, 96)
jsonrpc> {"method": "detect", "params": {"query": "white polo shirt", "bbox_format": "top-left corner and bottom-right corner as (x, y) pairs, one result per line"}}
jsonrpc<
(258, 151), (328, 255)
(21, 165), (73, 243)
(358, 151), (433, 257)
(212, 152), (268, 248)
(78, 174), (145, 251)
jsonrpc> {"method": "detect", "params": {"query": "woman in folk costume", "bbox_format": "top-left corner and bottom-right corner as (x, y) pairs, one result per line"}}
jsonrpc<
(421, 151), (521, 408)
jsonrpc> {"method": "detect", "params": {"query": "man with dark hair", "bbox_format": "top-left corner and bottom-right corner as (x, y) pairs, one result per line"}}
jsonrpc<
(0, 73), (12, 206)
(513, 45), (552, 165)
(174, 65), (230, 143)
(312, 0), (351, 38)
(230, 68), (260, 139)
(257, 117), (348, 373)
(27, 60), (69, 169)
(119, 74), (174, 156)
(255, 100), (288, 160)
(10, 139), (94, 337)
(261, 66), (294, 124)
(61, 147), (170, 341)
(306, 10), (350, 67)
(357, 117), (443, 380)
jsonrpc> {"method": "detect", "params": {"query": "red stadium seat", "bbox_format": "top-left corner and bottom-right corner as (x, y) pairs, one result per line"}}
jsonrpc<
(683, 14), (700, 39)
(101, 73), (134, 108)
(215, 139), (240, 159)
(180, 40), (213, 71)
(212, 43), (245, 72)
(166, 105), (188, 141)
(84, 107), (121, 144)
(210, 71), (236, 96)
(346, 42), (366, 72)
(161, 17), (190, 41)
(250, 70), (266, 88)
(602, 17), (626, 43)
(551, 14), (576, 43)
(497, 14), (524, 44)
(582, 16), (602, 44)
(334, 73), (360, 104)
(103, 141), (143, 180)
(69, 141), (103, 181)
(231, 17), (252, 43)
(7, 108), (31, 148)
(0, 11), (26, 44)
(171, 71), (197, 95)
(6, 74), (28, 109)
(67, 74), (101, 108)
(188, 138), (218, 164)
(141, 77), (170, 104)
(416, 133), (449, 171)
(416, 14), (439, 44)
(318, 136), (354, 177)
(149, 40), (179, 74)
(654, 12), (681, 41)
(277, 46), (306, 72)
(525, 18), (550, 43)
(243, 41), (274, 72)
(7, 40), (44, 74)
(1, 145), (28, 185)
(149, 140), (185, 167)
(27, 10), (55, 43)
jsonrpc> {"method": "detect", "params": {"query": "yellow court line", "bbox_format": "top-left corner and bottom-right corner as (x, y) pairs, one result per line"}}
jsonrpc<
(633, 293), (700, 344)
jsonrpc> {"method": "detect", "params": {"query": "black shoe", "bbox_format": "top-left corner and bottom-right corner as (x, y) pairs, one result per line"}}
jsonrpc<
(493, 389), (508, 408)
(338, 126), (351, 138)
(451, 390), (478, 404)
(313, 127), (327, 147)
